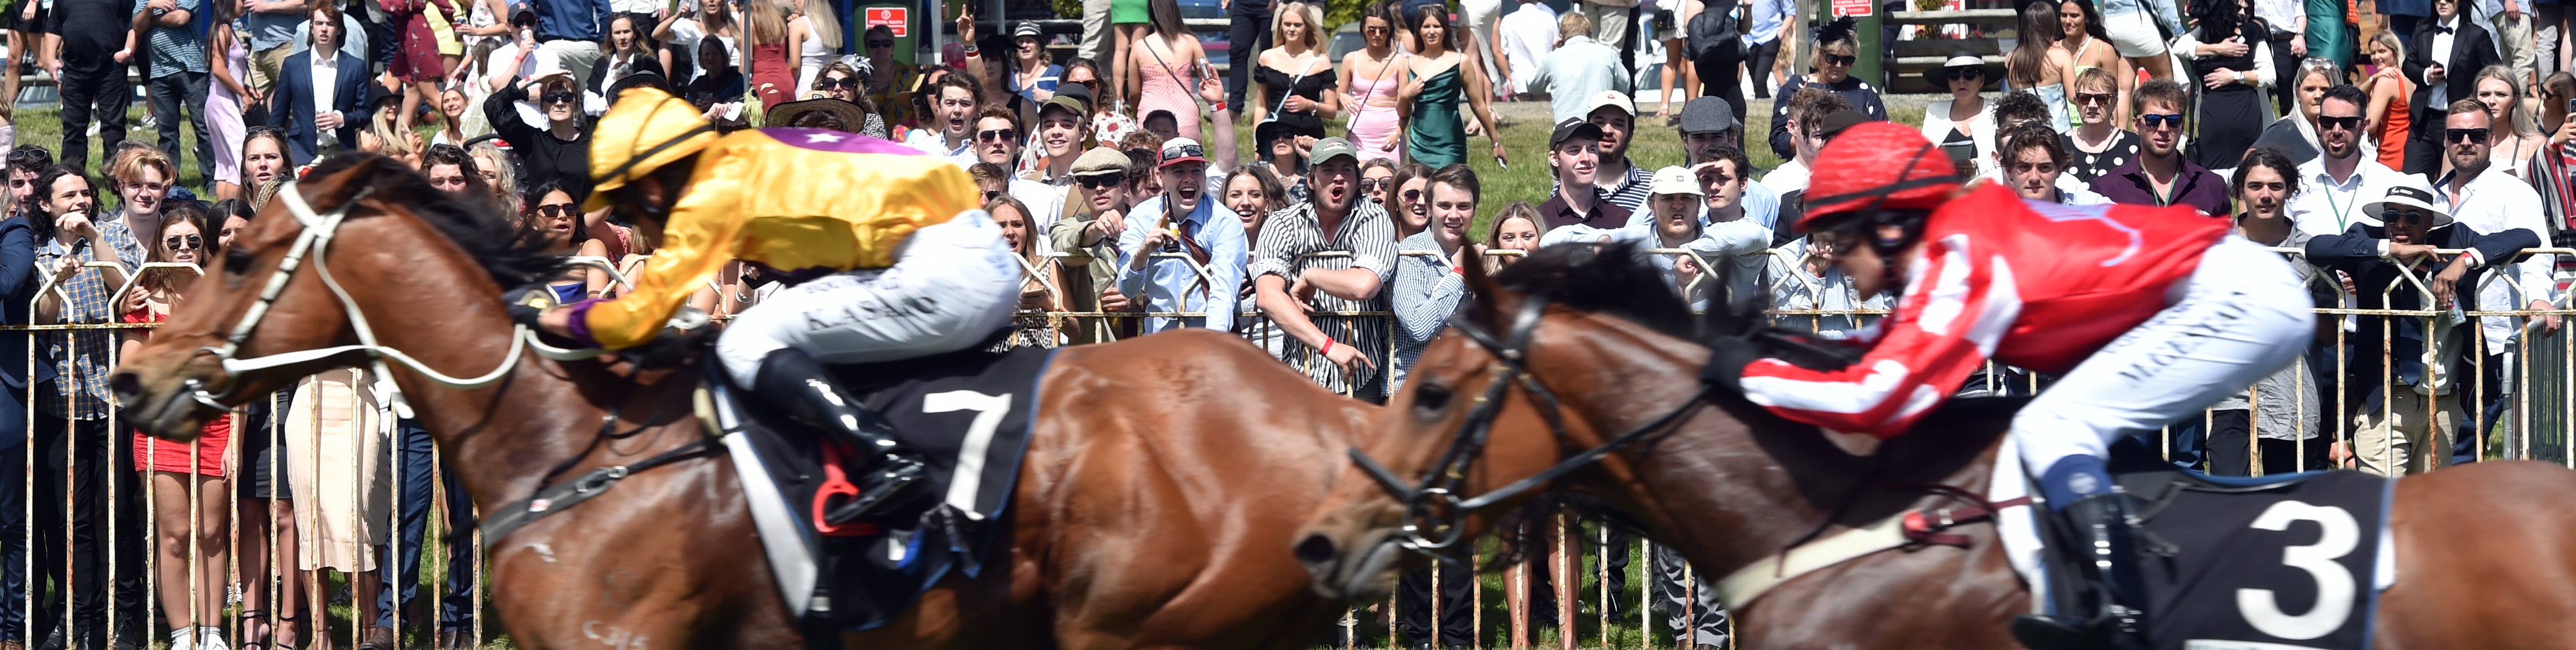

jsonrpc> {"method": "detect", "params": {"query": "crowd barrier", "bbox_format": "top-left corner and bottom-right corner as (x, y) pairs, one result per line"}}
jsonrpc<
(2, 244), (2567, 649)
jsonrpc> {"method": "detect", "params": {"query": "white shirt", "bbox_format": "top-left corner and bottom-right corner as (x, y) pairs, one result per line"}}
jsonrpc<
(2435, 167), (2558, 351)
(2431, 16), (2459, 108)
(2252, 0), (2301, 35)
(1920, 99), (1999, 178)
(1761, 159), (1810, 195)
(2287, 154), (2410, 237)
(310, 50), (340, 124)
(904, 130), (978, 169)
(1498, 2), (1559, 94)
(610, 0), (657, 15)
(1008, 178), (1067, 257)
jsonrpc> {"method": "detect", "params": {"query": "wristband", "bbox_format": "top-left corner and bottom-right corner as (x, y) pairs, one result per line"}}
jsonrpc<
(1320, 339), (1336, 356)
(1210, 101), (1227, 112)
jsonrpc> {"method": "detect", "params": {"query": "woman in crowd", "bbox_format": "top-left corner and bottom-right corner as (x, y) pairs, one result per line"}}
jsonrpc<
(989, 194), (1074, 345)
(791, 0), (840, 97)
(466, 140), (523, 214)
(1396, 4), (1505, 169)
(2216, 146), (2325, 475)
(1252, 123), (1310, 203)
(1483, 201), (1545, 270)
(2177, 0), (2272, 170)
(1129, 0), (1210, 142)
(2533, 73), (2576, 228)
(1768, 17), (1889, 156)
(1360, 158), (1397, 207)
(520, 183), (610, 300)
(1064, 58), (1138, 146)
(1253, 2), (1338, 157)
(743, 0), (796, 108)
(861, 26), (920, 128)
(2364, 30), (2412, 171)
(2264, 58), (2339, 157)
(2007, 2), (2073, 130)
(687, 37), (749, 123)
(1111, 0), (1152, 112)
(485, 70), (592, 202)
(1660, 0), (1703, 121)
(588, 13), (665, 106)
(207, 0), (253, 202)
(2056, 0), (2128, 125)
(1387, 161), (1431, 240)
(1222, 165), (1286, 337)
(123, 202), (232, 650)
(2060, 66), (2140, 183)
(1004, 22), (1062, 106)
(362, 95), (426, 168)
(208, 196), (303, 650)
(1342, 2), (1407, 161)
(1920, 54), (1999, 178)
(241, 127), (291, 209)
(2473, 65), (2548, 180)
(814, 60), (889, 137)
(1391, 165), (1478, 392)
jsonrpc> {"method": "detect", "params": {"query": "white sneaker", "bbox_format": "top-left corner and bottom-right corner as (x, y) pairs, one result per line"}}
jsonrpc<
(168, 628), (196, 650)
(198, 627), (229, 650)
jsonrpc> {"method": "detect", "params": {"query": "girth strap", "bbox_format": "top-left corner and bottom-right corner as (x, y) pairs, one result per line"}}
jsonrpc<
(479, 438), (722, 541)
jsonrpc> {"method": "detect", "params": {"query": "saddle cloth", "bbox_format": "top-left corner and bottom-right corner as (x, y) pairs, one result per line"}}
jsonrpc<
(2016, 442), (2397, 650)
(699, 345), (1054, 632)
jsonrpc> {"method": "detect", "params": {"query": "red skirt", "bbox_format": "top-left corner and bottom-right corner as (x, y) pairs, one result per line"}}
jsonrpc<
(133, 413), (231, 477)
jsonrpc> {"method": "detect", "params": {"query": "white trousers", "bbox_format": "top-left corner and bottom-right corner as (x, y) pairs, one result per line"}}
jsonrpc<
(715, 211), (1022, 387)
(2012, 236), (2316, 473)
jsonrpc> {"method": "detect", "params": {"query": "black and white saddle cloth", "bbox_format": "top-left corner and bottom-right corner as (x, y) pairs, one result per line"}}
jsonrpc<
(2045, 447), (2396, 650)
(700, 345), (1054, 632)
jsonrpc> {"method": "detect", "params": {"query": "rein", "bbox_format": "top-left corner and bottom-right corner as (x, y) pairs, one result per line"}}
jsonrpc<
(1346, 297), (1715, 552)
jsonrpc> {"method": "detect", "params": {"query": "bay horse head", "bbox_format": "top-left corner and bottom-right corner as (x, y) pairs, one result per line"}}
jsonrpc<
(1292, 242), (2010, 605)
(111, 152), (555, 441)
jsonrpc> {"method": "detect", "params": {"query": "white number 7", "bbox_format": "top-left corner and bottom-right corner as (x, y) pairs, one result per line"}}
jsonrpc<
(2235, 500), (2359, 641)
(923, 390), (1014, 520)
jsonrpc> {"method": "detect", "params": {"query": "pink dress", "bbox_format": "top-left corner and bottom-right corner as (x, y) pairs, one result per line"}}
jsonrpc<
(1347, 54), (1405, 162)
(1134, 42), (1203, 142)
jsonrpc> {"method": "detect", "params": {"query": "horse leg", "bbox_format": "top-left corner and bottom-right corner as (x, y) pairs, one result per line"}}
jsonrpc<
(2371, 462), (2576, 649)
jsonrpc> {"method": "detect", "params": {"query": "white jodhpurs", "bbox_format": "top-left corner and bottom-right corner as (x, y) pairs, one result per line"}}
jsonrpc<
(715, 211), (1023, 388)
(2011, 236), (2317, 474)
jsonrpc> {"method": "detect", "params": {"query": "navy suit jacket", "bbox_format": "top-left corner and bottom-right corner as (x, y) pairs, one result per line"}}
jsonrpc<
(270, 48), (371, 165)
(0, 217), (45, 447)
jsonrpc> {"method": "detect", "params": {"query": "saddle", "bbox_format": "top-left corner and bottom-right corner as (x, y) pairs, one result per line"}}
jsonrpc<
(700, 345), (1055, 633)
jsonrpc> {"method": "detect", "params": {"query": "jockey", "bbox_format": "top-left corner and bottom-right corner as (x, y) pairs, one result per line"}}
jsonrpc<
(1707, 123), (2314, 649)
(514, 87), (1021, 525)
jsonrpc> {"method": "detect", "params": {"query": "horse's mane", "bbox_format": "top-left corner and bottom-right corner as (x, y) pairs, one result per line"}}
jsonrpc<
(1488, 242), (1699, 340)
(303, 153), (562, 288)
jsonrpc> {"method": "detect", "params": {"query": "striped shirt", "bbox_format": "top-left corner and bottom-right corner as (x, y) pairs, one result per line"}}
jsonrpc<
(137, 0), (209, 77)
(1248, 199), (1397, 398)
(1390, 231), (1467, 393)
(1597, 161), (1653, 213)
(36, 215), (144, 420)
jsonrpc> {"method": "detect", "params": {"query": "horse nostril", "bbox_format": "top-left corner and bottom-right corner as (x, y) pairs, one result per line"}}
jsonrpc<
(108, 372), (143, 405)
(1294, 533), (1340, 566)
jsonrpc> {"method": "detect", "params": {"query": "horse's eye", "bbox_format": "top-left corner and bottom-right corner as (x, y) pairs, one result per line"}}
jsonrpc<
(223, 248), (253, 275)
(1414, 384), (1452, 415)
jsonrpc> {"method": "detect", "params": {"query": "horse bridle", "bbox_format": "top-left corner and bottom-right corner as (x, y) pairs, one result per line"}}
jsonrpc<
(154, 180), (598, 427)
(1346, 296), (1716, 553)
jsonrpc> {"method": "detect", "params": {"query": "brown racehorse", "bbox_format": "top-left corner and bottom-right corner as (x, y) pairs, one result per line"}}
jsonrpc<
(1293, 244), (2576, 648)
(110, 154), (1363, 649)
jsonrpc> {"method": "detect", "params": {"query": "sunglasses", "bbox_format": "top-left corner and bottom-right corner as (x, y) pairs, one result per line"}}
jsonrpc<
(2075, 92), (2115, 106)
(535, 203), (578, 217)
(2319, 115), (2363, 131)
(2448, 128), (2491, 144)
(817, 77), (861, 90)
(1823, 53), (1856, 66)
(163, 235), (203, 251)
(866, 40), (894, 48)
(2139, 113), (2187, 128)
(2386, 209), (2433, 226)
(543, 91), (580, 104)
(1075, 174), (1128, 189)
(1361, 178), (1389, 193)
(978, 128), (1019, 142)
(1945, 67), (1983, 81)
(1400, 188), (1422, 203)
(983, 189), (1003, 202)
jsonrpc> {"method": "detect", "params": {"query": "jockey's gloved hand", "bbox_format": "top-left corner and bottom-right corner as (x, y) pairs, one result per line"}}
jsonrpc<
(501, 284), (557, 329)
(1701, 335), (1766, 393)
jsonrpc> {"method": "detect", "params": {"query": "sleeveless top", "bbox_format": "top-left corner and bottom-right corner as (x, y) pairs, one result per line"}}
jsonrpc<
(1404, 66), (1466, 168)
(797, 26), (829, 95)
(1256, 59), (1337, 138)
(2375, 74), (2411, 171)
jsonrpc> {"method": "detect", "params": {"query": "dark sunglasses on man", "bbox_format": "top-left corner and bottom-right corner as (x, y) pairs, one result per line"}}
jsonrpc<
(2075, 92), (2114, 106)
(978, 128), (1019, 142)
(2138, 113), (2186, 129)
(1075, 174), (1127, 189)
(2318, 115), (2363, 131)
(2447, 128), (2490, 144)
(866, 40), (895, 49)
(2385, 209), (2434, 226)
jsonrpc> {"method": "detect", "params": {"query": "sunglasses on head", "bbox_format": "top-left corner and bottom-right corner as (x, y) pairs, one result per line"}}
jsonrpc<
(2319, 115), (2363, 131)
(2139, 113), (2187, 128)
(978, 128), (1019, 142)
(163, 235), (202, 251)
(535, 203), (578, 217)
(2448, 128), (2491, 144)
(1076, 174), (1128, 189)
(1823, 53), (1856, 66)
(543, 91), (580, 104)
(1162, 144), (1205, 160)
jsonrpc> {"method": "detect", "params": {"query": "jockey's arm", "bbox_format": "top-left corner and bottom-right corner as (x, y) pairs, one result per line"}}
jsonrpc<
(1736, 238), (2017, 437)
(553, 172), (750, 349)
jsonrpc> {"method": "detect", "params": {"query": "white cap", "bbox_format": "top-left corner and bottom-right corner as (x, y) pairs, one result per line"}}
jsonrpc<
(1581, 90), (1635, 118)
(1648, 166), (1701, 196)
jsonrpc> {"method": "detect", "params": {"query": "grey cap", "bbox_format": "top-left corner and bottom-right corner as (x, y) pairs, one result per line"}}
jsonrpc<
(1678, 97), (1737, 134)
(1311, 137), (1361, 165)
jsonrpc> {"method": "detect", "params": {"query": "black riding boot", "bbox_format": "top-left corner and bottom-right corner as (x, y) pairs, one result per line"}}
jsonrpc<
(751, 349), (930, 526)
(2011, 493), (2151, 650)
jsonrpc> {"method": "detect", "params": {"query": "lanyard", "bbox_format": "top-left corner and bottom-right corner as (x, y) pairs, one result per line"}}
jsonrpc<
(2321, 173), (2357, 231)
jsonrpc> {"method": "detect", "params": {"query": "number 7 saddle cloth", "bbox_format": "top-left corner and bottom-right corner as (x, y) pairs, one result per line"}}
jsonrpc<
(700, 344), (1054, 633)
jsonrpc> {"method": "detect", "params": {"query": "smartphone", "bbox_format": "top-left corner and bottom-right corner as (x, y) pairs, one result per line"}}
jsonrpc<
(2565, 98), (2574, 116)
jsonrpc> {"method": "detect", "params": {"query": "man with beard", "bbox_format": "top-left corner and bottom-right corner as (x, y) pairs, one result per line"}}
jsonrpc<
(1250, 137), (1396, 398)
(2090, 79), (2230, 216)
(1581, 91), (1652, 212)
(2287, 84), (2411, 237)
(2427, 99), (2559, 467)
(1116, 137), (1247, 334)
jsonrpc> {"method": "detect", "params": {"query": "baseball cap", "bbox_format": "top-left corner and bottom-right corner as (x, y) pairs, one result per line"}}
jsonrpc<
(1581, 90), (1635, 118)
(1310, 137), (1361, 165)
(1678, 97), (1737, 134)
(1816, 109), (1871, 139)
(1648, 166), (1701, 195)
(1069, 147), (1133, 176)
(2360, 184), (2453, 228)
(1013, 22), (1044, 39)
(1549, 117), (1605, 147)
(1041, 84), (1088, 118)
(1158, 137), (1209, 168)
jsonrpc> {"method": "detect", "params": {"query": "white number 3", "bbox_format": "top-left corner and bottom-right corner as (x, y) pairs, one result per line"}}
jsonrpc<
(2235, 500), (2359, 641)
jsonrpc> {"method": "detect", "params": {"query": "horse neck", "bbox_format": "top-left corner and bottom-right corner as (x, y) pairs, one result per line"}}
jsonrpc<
(1545, 317), (2000, 578)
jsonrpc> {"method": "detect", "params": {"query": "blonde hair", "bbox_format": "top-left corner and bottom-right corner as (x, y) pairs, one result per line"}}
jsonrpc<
(2371, 29), (2408, 66)
(2474, 64), (2536, 136)
(2074, 65), (2117, 94)
(748, 0), (789, 46)
(1557, 12), (1592, 39)
(108, 146), (175, 185)
(1272, 2), (1325, 51)
(468, 142), (522, 214)
(802, 0), (841, 49)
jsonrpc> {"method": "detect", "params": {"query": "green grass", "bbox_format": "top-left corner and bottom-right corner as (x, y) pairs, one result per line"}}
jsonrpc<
(16, 106), (210, 192)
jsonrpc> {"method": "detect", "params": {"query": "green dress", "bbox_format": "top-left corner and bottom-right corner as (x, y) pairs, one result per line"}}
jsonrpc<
(2304, 0), (2353, 70)
(1405, 66), (1466, 168)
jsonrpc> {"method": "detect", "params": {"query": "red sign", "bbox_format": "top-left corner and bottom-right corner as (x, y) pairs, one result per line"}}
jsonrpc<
(1831, 0), (1873, 17)
(866, 7), (909, 37)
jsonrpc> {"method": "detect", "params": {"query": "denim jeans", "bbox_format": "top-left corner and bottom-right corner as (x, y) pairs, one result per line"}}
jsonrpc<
(147, 70), (217, 185)
(374, 420), (477, 633)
